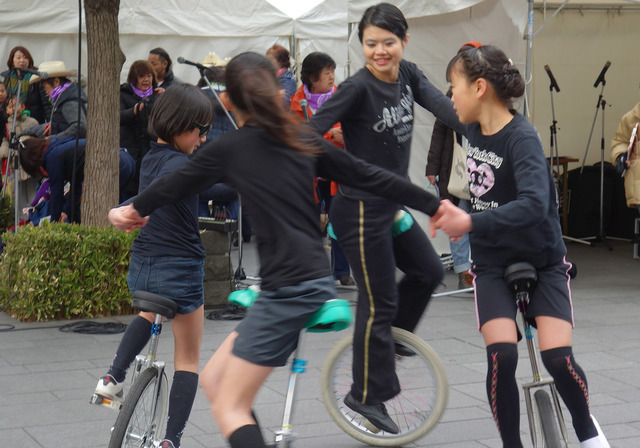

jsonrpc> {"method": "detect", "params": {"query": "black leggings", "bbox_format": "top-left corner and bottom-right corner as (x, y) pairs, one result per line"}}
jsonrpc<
(330, 194), (443, 404)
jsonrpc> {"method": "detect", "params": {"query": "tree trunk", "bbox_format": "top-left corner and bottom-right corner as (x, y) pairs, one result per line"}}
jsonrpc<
(82, 0), (125, 227)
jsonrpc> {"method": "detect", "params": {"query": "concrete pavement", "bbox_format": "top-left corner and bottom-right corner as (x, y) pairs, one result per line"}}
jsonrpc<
(1, 238), (639, 447)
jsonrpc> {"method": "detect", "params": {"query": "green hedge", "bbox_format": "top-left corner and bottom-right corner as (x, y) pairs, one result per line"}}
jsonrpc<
(0, 223), (138, 322)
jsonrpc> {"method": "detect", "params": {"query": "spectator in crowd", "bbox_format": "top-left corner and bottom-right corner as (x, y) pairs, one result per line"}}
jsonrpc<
(31, 61), (87, 140)
(148, 47), (182, 88)
(0, 83), (9, 147)
(120, 60), (162, 198)
(290, 51), (355, 287)
(0, 97), (39, 212)
(427, 92), (473, 290)
(18, 136), (135, 224)
(611, 100), (640, 212)
(196, 53), (252, 243)
(1, 46), (51, 124)
(266, 44), (296, 109)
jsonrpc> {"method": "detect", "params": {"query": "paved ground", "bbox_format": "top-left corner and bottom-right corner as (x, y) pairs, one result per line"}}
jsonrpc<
(1, 237), (638, 447)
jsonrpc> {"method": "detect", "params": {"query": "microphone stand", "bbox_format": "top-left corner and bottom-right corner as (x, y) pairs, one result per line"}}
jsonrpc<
(185, 61), (259, 288)
(545, 68), (589, 245)
(579, 75), (613, 250)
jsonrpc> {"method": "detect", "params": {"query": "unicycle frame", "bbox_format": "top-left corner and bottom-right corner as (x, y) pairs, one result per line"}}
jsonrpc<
(107, 304), (171, 448)
(128, 312), (168, 427)
(516, 291), (570, 447)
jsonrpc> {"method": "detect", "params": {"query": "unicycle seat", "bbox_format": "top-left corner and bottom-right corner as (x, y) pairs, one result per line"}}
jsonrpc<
(306, 299), (352, 333)
(504, 262), (538, 296)
(131, 291), (178, 319)
(228, 289), (352, 333)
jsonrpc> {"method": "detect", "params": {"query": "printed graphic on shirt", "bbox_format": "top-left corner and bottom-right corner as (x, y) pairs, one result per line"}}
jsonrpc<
(466, 145), (504, 211)
(372, 85), (414, 144)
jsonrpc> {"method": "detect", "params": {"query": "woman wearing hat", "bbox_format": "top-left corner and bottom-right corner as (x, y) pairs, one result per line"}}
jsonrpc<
(2, 46), (51, 124)
(31, 60), (87, 140)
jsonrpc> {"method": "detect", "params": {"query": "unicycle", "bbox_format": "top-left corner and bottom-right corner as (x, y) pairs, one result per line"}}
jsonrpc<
(320, 328), (449, 446)
(98, 291), (175, 448)
(504, 262), (569, 448)
(228, 287), (353, 447)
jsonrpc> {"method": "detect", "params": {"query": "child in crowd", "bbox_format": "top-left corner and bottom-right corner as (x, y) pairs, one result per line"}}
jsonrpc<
(0, 97), (39, 211)
(108, 51), (448, 448)
(98, 84), (213, 448)
(432, 44), (609, 448)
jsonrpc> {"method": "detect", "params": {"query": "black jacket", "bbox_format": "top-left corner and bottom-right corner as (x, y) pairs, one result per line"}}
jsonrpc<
(119, 83), (158, 162)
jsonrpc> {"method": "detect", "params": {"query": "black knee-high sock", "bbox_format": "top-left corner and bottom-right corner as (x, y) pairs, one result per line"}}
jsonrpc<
(541, 346), (597, 441)
(228, 424), (266, 448)
(108, 315), (152, 382)
(486, 343), (523, 448)
(164, 371), (199, 447)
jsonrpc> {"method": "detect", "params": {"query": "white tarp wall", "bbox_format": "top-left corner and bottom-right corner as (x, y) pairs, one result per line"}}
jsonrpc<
(0, 0), (296, 85)
(529, 3), (640, 169)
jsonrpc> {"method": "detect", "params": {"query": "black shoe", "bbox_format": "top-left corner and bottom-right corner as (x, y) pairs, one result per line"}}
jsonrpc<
(343, 392), (399, 434)
(394, 343), (416, 357)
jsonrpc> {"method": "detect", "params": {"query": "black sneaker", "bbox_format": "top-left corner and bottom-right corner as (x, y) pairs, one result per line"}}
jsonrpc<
(394, 343), (416, 357)
(343, 392), (399, 434)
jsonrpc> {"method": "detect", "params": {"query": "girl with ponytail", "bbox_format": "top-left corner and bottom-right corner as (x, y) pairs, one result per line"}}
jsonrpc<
(433, 45), (609, 447)
(109, 51), (449, 447)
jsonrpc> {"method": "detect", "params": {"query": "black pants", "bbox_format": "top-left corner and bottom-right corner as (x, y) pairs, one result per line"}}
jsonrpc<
(330, 194), (443, 404)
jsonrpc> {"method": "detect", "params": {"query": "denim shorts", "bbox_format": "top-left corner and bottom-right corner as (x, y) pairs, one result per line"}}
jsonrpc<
(232, 275), (336, 367)
(127, 253), (205, 314)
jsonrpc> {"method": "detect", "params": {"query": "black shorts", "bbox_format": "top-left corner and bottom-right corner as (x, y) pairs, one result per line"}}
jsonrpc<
(232, 275), (336, 367)
(472, 258), (574, 329)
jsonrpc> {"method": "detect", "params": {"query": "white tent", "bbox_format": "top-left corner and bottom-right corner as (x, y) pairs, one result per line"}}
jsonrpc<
(0, 0), (637, 249)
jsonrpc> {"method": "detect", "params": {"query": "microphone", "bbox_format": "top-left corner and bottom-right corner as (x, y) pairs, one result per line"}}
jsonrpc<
(593, 61), (611, 88)
(543, 65), (560, 92)
(177, 57), (207, 71)
(299, 99), (310, 121)
(12, 66), (48, 80)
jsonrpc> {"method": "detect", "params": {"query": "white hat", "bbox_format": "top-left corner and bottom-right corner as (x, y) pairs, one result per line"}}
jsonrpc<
(202, 52), (231, 68)
(29, 61), (75, 84)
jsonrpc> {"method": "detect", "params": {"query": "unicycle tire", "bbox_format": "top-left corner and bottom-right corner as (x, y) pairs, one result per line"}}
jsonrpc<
(534, 389), (563, 448)
(108, 367), (169, 448)
(321, 327), (448, 446)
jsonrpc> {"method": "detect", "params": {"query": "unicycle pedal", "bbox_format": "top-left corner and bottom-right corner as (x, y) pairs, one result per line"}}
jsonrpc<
(90, 392), (123, 411)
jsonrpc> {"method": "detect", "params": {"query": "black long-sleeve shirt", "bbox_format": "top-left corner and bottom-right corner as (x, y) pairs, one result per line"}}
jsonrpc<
(465, 113), (566, 268)
(311, 60), (463, 201)
(133, 124), (440, 290)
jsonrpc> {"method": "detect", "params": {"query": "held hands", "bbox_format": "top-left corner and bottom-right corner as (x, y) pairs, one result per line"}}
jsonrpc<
(329, 127), (344, 145)
(108, 204), (149, 232)
(430, 199), (472, 241)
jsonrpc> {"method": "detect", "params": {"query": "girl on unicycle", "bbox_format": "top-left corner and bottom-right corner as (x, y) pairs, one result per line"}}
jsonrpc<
(432, 44), (610, 448)
(97, 84), (213, 448)
(109, 51), (450, 448)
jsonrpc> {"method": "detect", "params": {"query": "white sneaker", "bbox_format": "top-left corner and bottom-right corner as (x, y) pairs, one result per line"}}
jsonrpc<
(94, 374), (124, 399)
(580, 414), (610, 448)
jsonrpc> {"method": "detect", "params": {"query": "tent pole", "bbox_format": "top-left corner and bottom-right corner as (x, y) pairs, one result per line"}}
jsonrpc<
(524, 0), (533, 121)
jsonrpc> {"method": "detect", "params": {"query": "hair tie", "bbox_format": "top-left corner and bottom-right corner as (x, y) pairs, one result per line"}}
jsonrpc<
(507, 58), (513, 66)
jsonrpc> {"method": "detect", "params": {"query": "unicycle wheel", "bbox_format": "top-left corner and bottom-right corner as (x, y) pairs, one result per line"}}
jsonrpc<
(108, 367), (169, 448)
(320, 327), (449, 446)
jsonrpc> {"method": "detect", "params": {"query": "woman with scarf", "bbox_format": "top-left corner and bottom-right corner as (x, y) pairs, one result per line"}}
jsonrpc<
(290, 52), (355, 288)
(2, 46), (51, 124)
(30, 61), (87, 141)
(120, 60), (163, 197)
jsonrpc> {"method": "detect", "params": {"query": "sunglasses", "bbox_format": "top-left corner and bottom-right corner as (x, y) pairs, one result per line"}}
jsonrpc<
(194, 122), (211, 137)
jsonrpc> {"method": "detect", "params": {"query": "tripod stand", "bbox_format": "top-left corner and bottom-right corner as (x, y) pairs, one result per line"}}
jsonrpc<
(179, 58), (258, 286)
(579, 62), (614, 250)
